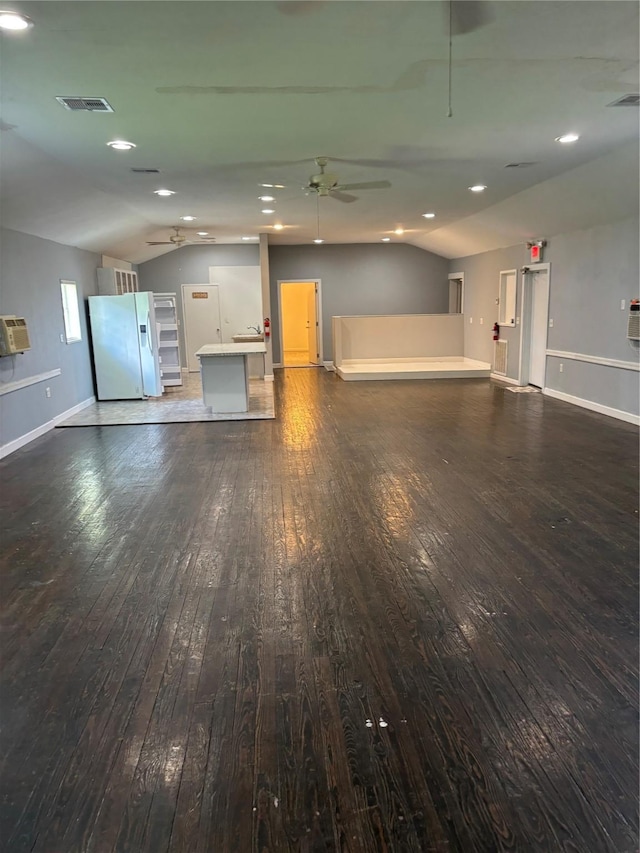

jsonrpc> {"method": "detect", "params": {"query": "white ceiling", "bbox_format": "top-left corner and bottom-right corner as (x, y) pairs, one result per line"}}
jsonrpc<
(1, 1), (638, 263)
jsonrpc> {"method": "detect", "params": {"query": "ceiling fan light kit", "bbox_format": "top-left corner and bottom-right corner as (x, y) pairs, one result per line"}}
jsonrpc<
(146, 226), (217, 247)
(304, 157), (391, 203)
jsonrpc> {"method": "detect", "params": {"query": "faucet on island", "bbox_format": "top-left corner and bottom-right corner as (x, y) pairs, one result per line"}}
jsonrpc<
(247, 324), (262, 335)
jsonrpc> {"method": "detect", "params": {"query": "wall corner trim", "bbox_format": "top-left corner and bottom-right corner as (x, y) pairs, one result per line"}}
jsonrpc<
(543, 387), (639, 425)
(0, 396), (95, 460)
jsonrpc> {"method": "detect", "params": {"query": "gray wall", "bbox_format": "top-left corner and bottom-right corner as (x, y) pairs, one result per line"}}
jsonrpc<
(0, 228), (100, 449)
(137, 243), (260, 362)
(268, 243), (450, 364)
(450, 215), (640, 417)
(449, 243), (525, 373)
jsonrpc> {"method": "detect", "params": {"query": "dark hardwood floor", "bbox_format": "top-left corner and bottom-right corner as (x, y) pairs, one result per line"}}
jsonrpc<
(0, 370), (638, 852)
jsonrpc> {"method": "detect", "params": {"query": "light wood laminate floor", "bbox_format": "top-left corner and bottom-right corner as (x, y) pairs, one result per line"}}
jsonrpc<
(58, 372), (275, 426)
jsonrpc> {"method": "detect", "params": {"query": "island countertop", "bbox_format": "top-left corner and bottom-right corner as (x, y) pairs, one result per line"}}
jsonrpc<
(195, 343), (267, 357)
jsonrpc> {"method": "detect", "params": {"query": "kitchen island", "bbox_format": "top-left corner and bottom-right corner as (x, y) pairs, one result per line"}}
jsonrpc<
(195, 342), (267, 413)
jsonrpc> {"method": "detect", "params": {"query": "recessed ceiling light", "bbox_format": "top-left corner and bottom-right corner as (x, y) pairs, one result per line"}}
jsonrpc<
(197, 231), (209, 236)
(241, 236), (257, 240)
(394, 228), (404, 235)
(422, 212), (436, 219)
(259, 183), (286, 189)
(180, 215), (196, 221)
(555, 133), (580, 144)
(469, 184), (487, 192)
(154, 189), (175, 197)
(258, 195), (275, 202)
(261, 208), (275, 214)
(381, 237), (391, 242)
(313, 238), (324, 244)
(0, 10), (33, 30)
(107, 140), (136, 151)
(273, 223), (284, 231)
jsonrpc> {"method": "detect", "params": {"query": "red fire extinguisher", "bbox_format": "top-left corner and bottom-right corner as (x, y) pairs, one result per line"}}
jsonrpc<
(264, 318), (270, 339)
(492, 322), (500, 341)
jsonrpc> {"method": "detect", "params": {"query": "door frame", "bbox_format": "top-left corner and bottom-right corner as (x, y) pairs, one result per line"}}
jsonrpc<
(447, 271), (465, 314)
(181, 283), (221, 372)
(517, 262), (551, 387)
(276, 279), (323, 367)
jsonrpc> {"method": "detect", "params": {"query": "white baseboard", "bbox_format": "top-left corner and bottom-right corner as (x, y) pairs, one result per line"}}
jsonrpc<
(0, 396), (95, 460)
(490, 373), (520, 385)
(323, 361), (335, 371)
(264, 374), (274, 382)
(272, 362), (284, 369)
(543, 387), (639, 425)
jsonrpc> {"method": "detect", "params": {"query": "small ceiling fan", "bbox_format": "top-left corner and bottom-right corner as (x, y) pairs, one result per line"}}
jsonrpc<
(146, 226), (215, 247)
(304, 156), (391, 203)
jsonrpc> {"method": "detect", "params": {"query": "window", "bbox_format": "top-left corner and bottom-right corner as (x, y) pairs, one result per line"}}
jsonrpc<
(60, 280), (82, 343)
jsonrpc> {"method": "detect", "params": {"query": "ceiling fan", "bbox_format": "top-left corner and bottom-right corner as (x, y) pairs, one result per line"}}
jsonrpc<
(304, 156), (391, 203)
(146, 227), (215, 247)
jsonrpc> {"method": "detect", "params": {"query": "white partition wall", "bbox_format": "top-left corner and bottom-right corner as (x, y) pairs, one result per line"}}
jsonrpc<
(333, 314), (464, 362)
(332, 314), (490, 381)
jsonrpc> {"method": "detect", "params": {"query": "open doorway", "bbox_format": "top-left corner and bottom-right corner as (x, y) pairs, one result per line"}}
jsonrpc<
(278, 280), (322, 367)
(518, 263), (551, 387)
(448, 272), (465, 313)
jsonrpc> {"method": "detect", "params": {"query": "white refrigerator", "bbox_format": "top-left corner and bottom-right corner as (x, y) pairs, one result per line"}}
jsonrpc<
(88, 293), (162, 400)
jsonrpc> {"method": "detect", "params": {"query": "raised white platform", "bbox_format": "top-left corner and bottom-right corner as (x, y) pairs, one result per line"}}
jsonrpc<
(335, 356), (491, 381)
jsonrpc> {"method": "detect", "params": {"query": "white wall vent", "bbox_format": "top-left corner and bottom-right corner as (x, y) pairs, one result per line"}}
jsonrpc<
(494, 340), (508, 375)
(55, 96), (114, 112)
(131, 168), (160, 174)
(607, 94), (639, 107)
(627, 312), (640, 341)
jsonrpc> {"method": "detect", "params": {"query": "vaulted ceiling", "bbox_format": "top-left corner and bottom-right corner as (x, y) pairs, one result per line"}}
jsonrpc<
(1, 1), (638, 263)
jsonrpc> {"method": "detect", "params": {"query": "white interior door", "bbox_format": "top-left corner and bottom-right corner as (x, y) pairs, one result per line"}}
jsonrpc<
(307, 285), (321, 365)
(528, 271), (550, 387)
(182, 284), (222, 372)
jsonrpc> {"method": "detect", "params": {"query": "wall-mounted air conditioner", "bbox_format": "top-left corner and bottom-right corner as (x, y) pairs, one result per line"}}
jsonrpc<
(0, 316), (31, 355)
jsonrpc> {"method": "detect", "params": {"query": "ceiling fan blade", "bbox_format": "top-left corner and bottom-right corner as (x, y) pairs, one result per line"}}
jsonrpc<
(447, 0), (494, 35)
(146, 241), (173, 245)
(336, 180), (391, 191)
(329, 190), (358, 203)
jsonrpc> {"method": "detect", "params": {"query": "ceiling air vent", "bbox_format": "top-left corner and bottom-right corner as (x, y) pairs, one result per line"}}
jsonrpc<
(131, 168), (161, 174)
(55, 96), (114, 112)
(504, 162), (537, 168)
(607, 94), (639, 107)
